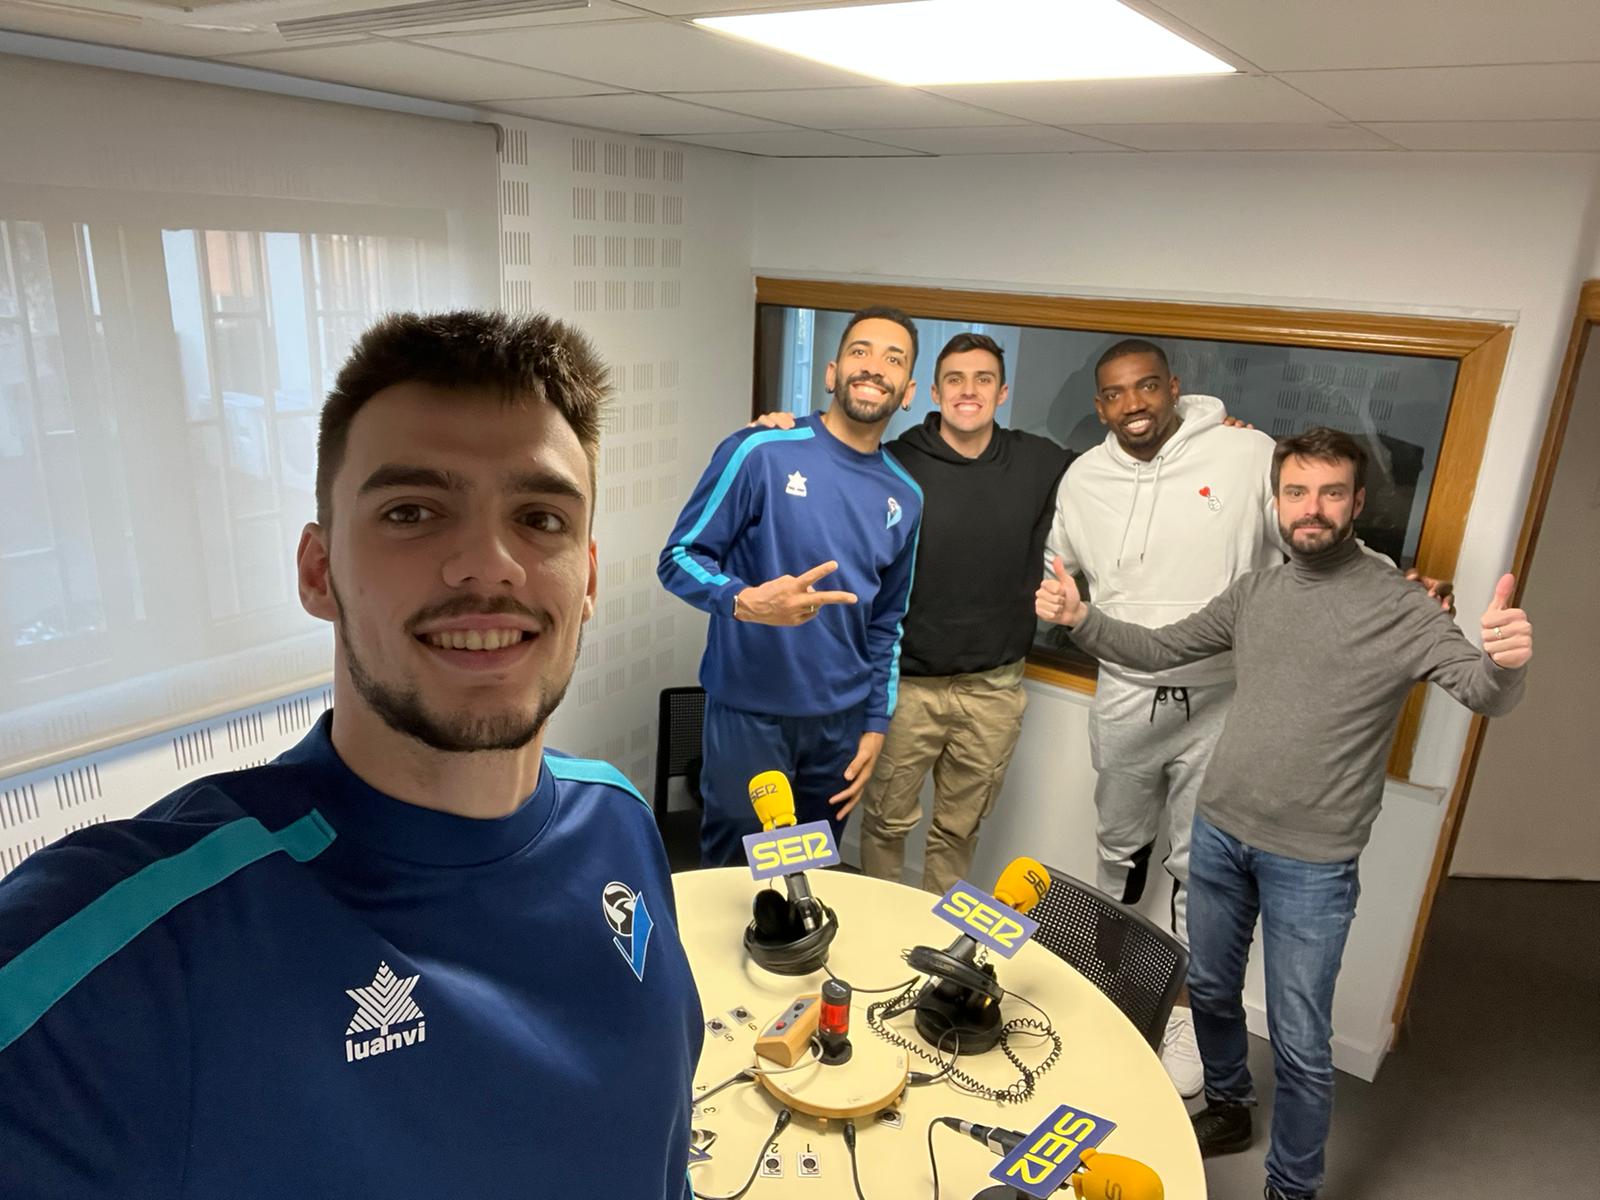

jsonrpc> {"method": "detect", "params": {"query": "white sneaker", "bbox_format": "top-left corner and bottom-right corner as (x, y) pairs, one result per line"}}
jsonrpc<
(1160, 1007), (1204, 1098)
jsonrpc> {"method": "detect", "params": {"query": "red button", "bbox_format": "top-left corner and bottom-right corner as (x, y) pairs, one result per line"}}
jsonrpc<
(775, 1021), (786, 1029)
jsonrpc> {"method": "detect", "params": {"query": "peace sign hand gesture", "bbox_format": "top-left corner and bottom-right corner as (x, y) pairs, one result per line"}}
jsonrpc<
(734, 561), (858, 626)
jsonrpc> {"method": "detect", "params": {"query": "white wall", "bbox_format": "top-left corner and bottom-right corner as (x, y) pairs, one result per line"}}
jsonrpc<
(751, 149), (1600, 1077)
(1452, 328), (1600, 879)
(487, 116), (756, 785)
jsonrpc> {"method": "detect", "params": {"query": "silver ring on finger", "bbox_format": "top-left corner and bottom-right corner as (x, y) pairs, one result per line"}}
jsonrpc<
(1493, 626), (1502, 638)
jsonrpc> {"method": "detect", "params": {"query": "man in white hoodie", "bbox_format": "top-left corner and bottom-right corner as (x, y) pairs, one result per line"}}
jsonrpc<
(1046, 338), (1295, 1096)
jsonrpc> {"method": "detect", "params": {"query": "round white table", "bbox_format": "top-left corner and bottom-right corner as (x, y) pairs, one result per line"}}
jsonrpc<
(675, 867), (1205, 1199)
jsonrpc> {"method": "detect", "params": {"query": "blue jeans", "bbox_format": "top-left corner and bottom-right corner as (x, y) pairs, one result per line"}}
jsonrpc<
(1187, 814), (1360, 1200)
(698, 699), (861, 866)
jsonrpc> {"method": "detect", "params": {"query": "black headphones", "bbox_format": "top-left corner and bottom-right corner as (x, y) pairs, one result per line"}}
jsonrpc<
(902, 945), (1006, 1055)
(744, 886), (839, 976)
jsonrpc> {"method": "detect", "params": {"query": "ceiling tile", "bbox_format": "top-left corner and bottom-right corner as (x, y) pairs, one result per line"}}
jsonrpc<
(1065, 121), (1395, 151)
(667, 86), (1018, 129)
(415, 18), (873, 91)
(1147, 0), (1600, 71)
(866, 125), (1133, 154)
(0, 11), (320, 58)
(223, 39), (622, 101)
(626, 1), (915, 12)
(1363, 121), (1600, 152)
(369, 0), (639, 38)
(1283, 63), (1600, 123)
(652, 128), (926, 156)
(923, 74), (1338, 125)
(481, 93), (791, 133)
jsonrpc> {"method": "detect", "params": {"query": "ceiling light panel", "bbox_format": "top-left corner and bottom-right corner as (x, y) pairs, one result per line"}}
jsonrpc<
(697, 0), (1235, 87)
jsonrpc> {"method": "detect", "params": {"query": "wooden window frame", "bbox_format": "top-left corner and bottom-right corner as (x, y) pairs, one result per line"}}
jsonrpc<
(1391, 279), (1599, 1026)
(755, 276), (1513, 781)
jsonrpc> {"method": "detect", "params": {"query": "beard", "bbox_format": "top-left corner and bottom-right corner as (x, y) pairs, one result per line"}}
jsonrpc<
(330, 576), (577, 754)
(1280, 513), (1356, 560)
(833, 370), (906, 425)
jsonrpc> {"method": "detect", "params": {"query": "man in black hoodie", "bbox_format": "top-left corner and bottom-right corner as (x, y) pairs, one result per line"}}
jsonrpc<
(857, 332), (1072, 893)
(748, 332), (1068, 891)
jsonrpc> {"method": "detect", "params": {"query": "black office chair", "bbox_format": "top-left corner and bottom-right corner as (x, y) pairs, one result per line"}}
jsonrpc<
(653, 686), (707, 830)
(1028, 866), (1188, 1049)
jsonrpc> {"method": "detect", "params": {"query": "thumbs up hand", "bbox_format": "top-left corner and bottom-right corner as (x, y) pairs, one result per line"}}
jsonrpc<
(1036, 556), (1088, 627)
(1480, 572), (1533, 669)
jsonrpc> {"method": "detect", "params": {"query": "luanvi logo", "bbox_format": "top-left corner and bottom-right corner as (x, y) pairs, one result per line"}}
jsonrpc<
(344, 961), (426, 1063)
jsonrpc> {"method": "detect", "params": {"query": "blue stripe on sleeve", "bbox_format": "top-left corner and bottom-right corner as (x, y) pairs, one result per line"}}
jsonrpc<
(880, 448), (924, 500)
(885, 525), (920, 716)
(880, 448), (921, 717)
(546, 754), (649, 808)
(669, 545), (728, 587)
(0, 811), (335, 1052)
(667, 426), (815, 583)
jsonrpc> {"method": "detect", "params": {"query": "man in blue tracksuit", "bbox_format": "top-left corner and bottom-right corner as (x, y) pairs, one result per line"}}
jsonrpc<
(0, 312), (701, 1198)
(660, 306), (923, 865)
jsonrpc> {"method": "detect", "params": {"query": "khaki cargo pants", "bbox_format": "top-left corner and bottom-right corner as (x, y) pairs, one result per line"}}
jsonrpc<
(858, 660), (1028, 895)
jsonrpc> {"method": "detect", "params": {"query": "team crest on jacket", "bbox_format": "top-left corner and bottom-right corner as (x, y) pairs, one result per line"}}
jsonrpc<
(603, 880), (654, 982)
(886, 496), (903, 529)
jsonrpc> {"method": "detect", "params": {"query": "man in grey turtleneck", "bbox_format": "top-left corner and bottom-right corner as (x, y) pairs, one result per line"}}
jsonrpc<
(1037, 426), (1533, 1200)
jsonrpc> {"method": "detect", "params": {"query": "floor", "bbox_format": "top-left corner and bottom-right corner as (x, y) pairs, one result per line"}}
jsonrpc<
(1193, 877), (1600, 1199)
(664, 814), (1598, 1199)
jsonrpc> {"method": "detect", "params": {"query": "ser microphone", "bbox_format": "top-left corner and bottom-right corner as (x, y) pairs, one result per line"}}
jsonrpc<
(941, 1122), (1164, 1199)
(902, 857), (1052, 1054)
(748, 770), (821, 932)
(743, 770), (838, 975)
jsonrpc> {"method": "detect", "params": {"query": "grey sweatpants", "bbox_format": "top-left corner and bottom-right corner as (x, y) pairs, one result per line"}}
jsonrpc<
(1088, 672), (1235, 946)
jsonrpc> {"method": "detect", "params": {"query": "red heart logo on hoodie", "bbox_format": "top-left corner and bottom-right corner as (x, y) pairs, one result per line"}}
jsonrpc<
(1199, 487), (1211, 497)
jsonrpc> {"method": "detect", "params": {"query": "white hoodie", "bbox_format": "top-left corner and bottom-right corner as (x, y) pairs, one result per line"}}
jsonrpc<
(1045, 395), (1284, 688)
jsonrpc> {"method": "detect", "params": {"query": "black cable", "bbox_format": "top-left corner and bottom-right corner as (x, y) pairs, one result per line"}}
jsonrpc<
(926, 1117), (946, 1200)
(693, 1068), (756, 1108)
(691, 1108), (791, 1200)
(867, 977), (1061, 1103)
(908, 1026), (961, 1085)
(842, 1119), (869, 1200)
(824, 963), (919, 994)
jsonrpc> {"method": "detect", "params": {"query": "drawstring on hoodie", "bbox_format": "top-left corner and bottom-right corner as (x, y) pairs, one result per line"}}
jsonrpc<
(1149, 686), (1191, 723)
(1116, 455), (1166, 566)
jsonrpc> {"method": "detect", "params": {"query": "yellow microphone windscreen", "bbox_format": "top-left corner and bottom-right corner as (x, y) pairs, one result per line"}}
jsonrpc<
(993, 856), (1051, 915)
(1071, 1149), (1163, 1200)
(748, 770), (796, 831)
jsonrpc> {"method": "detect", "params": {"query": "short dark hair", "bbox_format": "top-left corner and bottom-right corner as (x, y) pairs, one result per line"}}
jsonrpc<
(316, 310), (611, 525)
(934, 331), (1007, 385)
(836, 305), (920, 368)
(1095, 337), (1171, 384)
(1272, 426), (1368, 493)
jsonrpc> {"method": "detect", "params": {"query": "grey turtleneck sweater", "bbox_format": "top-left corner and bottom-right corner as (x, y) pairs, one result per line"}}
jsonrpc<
(1068, 538), (1527, 862)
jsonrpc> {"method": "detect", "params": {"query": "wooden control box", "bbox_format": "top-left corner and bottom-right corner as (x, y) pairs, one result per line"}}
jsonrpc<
(753, 994), (820, 1067)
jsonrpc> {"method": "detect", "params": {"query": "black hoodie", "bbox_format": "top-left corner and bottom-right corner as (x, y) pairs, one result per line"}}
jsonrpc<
(886, 414), (1073, 678)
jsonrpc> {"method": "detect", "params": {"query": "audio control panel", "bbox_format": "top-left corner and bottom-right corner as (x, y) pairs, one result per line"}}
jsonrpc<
(754, 993), (820, 1066)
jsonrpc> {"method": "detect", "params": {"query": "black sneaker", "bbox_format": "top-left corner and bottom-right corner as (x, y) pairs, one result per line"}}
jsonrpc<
(1191, 1102), (1253, 1156)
